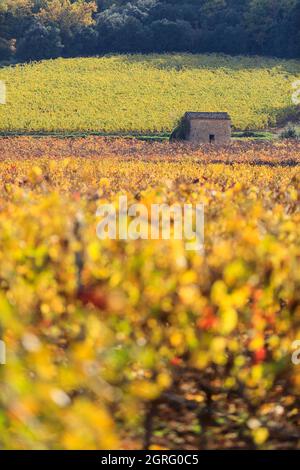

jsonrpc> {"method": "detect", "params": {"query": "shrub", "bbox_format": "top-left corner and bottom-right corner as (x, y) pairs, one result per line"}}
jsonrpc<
(280, 124), (299, 140)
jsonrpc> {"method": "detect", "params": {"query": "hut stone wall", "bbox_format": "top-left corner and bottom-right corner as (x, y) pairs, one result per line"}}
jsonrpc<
(187, 118), (231, 144)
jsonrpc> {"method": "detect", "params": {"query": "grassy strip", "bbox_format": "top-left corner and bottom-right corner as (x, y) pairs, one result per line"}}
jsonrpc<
(0, 130), (277, 142)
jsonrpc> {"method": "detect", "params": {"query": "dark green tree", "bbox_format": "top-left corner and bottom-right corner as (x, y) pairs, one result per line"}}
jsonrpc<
(17, 21), (63, 61)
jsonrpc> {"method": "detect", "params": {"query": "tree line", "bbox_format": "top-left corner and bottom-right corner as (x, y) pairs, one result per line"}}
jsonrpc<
(0, 0), (299, 62)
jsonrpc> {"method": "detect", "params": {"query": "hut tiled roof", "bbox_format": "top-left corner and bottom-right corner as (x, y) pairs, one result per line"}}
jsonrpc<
(185, 112), (231, 120)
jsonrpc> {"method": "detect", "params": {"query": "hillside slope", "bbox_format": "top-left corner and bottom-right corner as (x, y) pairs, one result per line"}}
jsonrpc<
(0, 54), (299, 134)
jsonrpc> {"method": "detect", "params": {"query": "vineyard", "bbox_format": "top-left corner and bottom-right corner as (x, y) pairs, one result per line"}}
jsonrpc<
(0, 54), (300, 134)
(0, 137), (299, 450)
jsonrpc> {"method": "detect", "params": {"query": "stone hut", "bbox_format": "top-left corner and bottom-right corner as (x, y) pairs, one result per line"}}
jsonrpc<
(170, 112), (231, 144)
